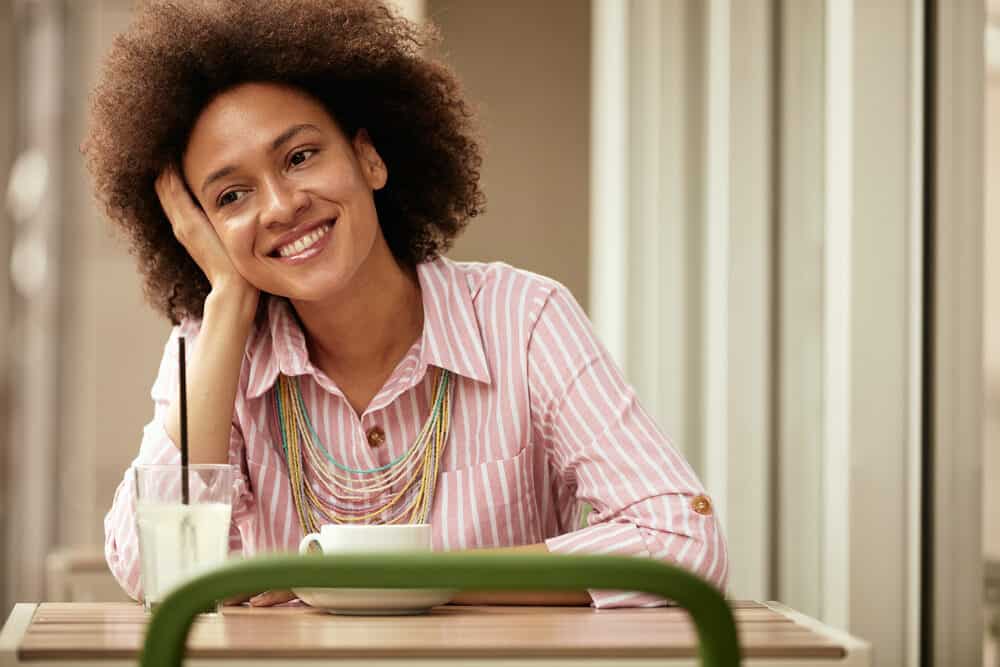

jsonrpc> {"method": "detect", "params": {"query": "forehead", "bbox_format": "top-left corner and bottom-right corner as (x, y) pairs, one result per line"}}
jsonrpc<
(183, 83), (342, 169)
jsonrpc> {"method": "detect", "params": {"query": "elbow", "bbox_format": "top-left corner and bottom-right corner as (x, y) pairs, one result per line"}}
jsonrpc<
(644, 517), (729, 594)
(696, 517), (730, 593)
(103, 514), (143, 603)
(708, 530), (730, 593)
(104, 539), (144, 603)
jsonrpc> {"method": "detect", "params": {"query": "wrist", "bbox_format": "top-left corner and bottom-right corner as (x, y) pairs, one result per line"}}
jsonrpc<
(205, 278), (259, 324)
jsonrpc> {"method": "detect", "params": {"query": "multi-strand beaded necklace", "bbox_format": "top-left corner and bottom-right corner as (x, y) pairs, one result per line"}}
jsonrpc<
(274, 368), (453, 534)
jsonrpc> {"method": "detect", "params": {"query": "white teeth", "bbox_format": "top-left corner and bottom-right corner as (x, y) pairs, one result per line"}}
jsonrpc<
(277, 223), (332, 258)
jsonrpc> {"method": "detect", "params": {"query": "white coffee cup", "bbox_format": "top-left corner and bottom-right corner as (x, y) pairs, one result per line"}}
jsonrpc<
(298, 523), (432, 555)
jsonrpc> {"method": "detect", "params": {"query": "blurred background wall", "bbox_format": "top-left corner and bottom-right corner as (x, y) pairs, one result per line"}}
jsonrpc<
(433, 0), (591, 307)
(983, 3), (1000, 665)
(0, 1), (992, 666)
(0, 0), (14, 615)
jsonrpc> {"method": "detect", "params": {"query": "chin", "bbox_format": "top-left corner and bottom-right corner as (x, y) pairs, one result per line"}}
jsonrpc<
(274, 278), (352, 303)
(252, 251), (366, 302)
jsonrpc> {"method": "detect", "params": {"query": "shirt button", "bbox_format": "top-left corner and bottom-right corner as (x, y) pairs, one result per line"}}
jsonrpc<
(366, 426), (386, 448)
(691, 495), (713, 516)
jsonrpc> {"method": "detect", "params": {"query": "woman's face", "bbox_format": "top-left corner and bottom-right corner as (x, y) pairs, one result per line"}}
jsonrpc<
(181, 82), (388, 302)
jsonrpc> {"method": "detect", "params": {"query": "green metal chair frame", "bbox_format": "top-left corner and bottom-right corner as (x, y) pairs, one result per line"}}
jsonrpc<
(141, 552), (740, 667)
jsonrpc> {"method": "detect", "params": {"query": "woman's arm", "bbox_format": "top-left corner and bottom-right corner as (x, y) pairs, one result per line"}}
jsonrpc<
(449, 543), (592, 606)
(155, 165), (260, 464)
(104, 166), (262, 601)
(525, 283), (729, 609)
(104, 325), (256, 601)
(163, 281), (257, 463)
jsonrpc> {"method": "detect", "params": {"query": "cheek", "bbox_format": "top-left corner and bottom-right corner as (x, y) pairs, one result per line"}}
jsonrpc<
(307, 157), (368, 196)
(216, 216), (258, 259)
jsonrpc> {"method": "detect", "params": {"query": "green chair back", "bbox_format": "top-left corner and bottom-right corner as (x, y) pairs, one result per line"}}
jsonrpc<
(141, 552), (740, 666)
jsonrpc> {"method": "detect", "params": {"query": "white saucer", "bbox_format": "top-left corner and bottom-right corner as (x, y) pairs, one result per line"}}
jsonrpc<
(293, 587), (454, 615)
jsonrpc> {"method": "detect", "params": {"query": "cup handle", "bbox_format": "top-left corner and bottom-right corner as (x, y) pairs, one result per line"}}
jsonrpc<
(299, 533), (323, 555)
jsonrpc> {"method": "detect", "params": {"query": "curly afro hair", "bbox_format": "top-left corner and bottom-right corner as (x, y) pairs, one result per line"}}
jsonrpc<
(83, 0), (485, 323)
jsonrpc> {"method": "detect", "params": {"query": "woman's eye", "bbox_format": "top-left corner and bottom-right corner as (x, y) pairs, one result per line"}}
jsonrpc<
(218, 190), (246, 207)
(289, 149), (316, 167)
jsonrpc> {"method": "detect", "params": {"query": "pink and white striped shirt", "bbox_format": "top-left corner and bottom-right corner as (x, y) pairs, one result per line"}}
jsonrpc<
(105, 257), (728, 607)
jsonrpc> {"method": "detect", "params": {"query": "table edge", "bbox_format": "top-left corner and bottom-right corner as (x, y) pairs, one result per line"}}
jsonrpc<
(0, 604), (38, 666)
(6, 601), (867, 664)
(763, 601), (871, 660)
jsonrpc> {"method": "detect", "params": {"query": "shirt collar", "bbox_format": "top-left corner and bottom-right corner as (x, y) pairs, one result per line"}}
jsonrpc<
(414, 256), (492, 386)
(245, 256), (491, 400)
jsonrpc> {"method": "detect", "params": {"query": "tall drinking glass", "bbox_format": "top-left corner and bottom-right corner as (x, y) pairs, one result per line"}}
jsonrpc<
(134, 463), (233, 612)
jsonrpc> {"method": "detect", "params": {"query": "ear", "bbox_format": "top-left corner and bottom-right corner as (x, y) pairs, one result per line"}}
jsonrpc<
(353, 129), (388, 190)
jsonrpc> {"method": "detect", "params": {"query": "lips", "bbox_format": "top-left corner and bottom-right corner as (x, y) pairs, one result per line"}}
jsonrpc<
(276, 223), (333, 258)
(268, 219), (335, 259)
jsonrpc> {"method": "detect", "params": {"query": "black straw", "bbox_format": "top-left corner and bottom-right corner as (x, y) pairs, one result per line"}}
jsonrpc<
(178, 336), (190, 505)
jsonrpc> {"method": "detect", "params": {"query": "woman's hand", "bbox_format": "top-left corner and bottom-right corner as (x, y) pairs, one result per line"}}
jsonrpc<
(223, 590), (298, 606)
(155, 164), (258, 301)
(448, 543), (592, 606)
(157, 163), (260, 462)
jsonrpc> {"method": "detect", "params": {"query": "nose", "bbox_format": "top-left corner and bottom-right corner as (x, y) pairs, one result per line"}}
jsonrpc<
(259, 176), (309, 229)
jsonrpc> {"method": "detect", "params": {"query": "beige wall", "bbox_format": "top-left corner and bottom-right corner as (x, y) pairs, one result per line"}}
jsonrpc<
(0, 0), (17, 611)
(984, 70), (1000, 560)
(428, 0), (591, 307)
(986, 2), (1000, 563)
(59, 0), (171, 549)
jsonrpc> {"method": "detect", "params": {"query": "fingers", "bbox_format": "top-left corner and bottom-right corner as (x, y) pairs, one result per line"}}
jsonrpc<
(153, 163), (178, 202)
(153, 164), (253, 293)
(221, 590), (296, 607)
(249, 590), (297, 607)
(222, 592), (255, 606)
(154, 164), (186, 216)
(155, 163), (207, 239)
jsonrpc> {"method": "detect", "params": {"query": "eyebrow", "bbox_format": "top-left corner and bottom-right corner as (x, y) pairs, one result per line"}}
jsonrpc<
(199, 123), (322, 197)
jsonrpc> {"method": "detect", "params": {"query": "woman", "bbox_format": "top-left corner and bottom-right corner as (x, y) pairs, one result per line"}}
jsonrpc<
(86, 0), (727, 608)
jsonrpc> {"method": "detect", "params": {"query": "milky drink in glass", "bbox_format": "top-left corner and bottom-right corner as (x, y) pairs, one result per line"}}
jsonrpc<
(134, 464), (233, 611)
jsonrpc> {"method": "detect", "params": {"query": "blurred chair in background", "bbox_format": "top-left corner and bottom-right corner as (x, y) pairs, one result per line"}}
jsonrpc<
(45, 547), (128, 603)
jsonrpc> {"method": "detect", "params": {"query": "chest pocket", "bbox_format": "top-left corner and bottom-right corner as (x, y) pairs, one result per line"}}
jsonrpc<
(431, 446), (542, 550)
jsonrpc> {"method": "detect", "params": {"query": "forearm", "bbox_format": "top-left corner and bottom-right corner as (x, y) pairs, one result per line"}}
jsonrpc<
(448, 542), (591, 606)
(164, 282), (257, 463)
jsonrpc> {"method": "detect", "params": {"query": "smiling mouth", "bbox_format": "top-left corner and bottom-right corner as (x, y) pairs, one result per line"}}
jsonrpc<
(272, 222), (334, 258)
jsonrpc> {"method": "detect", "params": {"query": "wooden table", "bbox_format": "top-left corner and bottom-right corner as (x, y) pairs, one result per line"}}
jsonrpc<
(1, 601), (870, 666)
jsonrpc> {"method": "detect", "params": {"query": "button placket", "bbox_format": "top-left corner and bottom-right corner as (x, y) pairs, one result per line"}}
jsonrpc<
(359, 411), (391, 473)
(361, 411), (401, 506)
(343, 421), (379, 516)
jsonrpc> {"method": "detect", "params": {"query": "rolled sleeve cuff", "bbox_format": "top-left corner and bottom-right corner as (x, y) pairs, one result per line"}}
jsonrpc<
(545, 522), (669, 609)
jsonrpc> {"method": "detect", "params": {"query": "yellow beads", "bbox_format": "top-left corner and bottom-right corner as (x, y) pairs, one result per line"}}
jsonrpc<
(276, 369), (453, 533)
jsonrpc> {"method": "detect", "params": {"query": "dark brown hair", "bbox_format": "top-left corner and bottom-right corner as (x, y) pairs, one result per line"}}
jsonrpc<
(84, 0), (484, 323)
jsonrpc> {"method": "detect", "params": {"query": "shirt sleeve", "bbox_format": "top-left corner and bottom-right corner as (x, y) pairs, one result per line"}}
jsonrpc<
(103, 322), (255, 602)
(527, 284), (729, 609)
